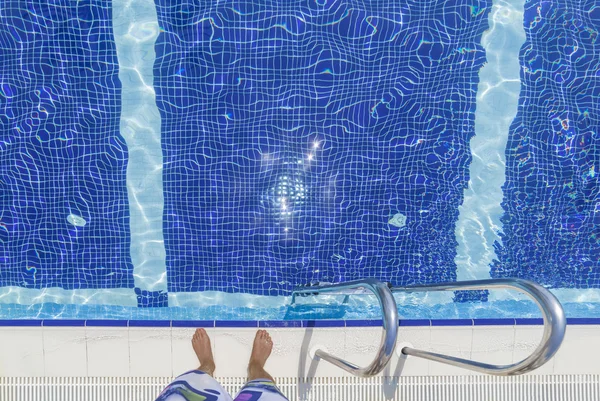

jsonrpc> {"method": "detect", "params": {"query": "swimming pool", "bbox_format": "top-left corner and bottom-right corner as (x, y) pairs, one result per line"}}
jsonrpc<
(0, 0), (598, 324)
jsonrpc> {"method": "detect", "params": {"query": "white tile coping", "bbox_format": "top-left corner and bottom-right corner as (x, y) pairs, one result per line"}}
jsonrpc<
(0, 325), (597, 378)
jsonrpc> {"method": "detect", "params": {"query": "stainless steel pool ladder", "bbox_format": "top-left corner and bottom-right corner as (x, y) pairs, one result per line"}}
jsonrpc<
(291, 278), (566, 377)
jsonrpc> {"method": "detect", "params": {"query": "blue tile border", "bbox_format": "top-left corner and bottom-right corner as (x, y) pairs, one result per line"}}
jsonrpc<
(303, 320), (345, 328)
(43, 319), (86, 327)
(515, 318), (544, 325)
(86, 320), (128, 327)
(346, 319), (383, 327)
(0, 319), (43, 327)
(129, 320), (171, 327)
(473, 318), (516, 326)
(215, 320), (258, 328)
(399, 319), (431, 326)
(0, 318), (598, 327)
(172, 320), (215, 328)
(259, 320), (303, 328)
(431, 319), (473, 326)
(567, 318), (600, 325)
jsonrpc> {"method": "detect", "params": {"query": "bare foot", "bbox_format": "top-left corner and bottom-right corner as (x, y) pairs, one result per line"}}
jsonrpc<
(247, 330), (275, 382)
(192, 328), (215, 376)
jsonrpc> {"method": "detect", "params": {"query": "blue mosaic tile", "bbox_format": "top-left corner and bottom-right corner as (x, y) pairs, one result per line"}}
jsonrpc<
(0, 1), (133, 290)
(492, 0), (600, 288)
(154, 0), (492, 295)
(135, 288), (168, 308)
(454, 290), (489, 303)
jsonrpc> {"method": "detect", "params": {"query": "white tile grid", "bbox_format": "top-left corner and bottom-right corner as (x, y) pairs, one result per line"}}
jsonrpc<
(1, 325), (599, 377)
(429, 326), (474, 376)
(211, 327), (349, 378)
(0, 327), (45, 377)
(86, 327), (130, 377)
(552, 325), (600, 374)
(343, 326), (432, 377)
(129, 327), (172, 377)
(172, 328), (206, 377)
(513, 325), (555, 375)
(470, 325), (516, 375)
(43, 327), (88, 377)
(395, 326), (431, 376)
(211, 328), (258, 377)
(300, 327), (348, 377)
(343, 327), (384, 376)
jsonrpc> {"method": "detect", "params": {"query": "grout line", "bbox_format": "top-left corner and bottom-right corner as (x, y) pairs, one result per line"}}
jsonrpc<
(41, 321), (46, 376)
(84, 325), (89, 377)
(170, 326), (174, 378)
(469, 325), (475, 360)
(127, 326), (131, 377)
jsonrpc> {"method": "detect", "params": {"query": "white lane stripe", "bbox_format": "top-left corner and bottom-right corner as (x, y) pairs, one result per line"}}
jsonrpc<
(455, 0), (526, 284)
(113, 0), (167, 292)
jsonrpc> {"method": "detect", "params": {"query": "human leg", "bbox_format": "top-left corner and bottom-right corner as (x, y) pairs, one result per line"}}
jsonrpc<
(232, 330), (288, 401)
(192, 328), (216, 376)
(247, 329), (275, 383)
(155, 328), (232, 401)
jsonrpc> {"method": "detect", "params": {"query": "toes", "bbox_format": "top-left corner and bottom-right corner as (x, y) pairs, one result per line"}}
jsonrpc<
(256, 330), (272, 344)
(192, 328), (208, 343)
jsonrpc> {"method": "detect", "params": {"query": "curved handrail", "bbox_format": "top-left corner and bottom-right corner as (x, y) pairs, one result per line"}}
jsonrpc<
(291, 279), (398, 377)
(391, 278), (566, 375)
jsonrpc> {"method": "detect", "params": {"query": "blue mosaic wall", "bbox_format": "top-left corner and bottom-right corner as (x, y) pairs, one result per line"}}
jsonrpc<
(155, 0), (491, 295)
(0, 1), (134, 289)
(492, 0), (600, 288)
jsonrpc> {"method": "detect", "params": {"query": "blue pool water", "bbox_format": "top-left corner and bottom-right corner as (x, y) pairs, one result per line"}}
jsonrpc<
(1, 296), (600, 320)
(0, 0), (599, 320)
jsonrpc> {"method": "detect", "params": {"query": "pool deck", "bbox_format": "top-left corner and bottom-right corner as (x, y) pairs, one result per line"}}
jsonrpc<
(0, 322), (598, 378)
